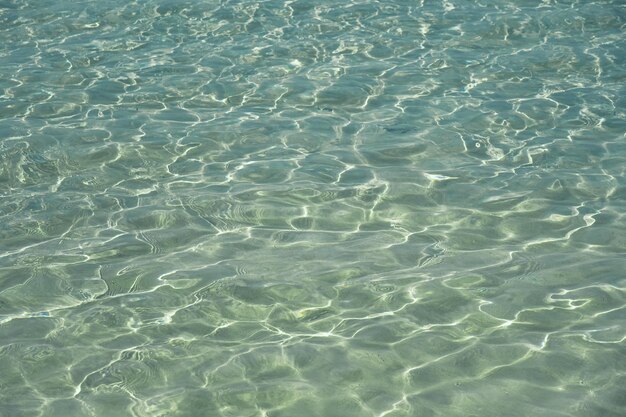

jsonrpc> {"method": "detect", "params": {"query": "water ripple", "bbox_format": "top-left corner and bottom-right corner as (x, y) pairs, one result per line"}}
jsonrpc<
(1, 0), (625, 416)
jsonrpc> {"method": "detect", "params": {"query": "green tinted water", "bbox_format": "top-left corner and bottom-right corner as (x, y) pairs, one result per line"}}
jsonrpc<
(1, 1), (625, 416)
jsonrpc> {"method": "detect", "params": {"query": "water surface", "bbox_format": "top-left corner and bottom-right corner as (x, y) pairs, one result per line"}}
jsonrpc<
(1, 1), (625, 416)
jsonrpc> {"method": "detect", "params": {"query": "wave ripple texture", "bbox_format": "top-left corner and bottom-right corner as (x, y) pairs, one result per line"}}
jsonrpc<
(1, 1), (625, 416)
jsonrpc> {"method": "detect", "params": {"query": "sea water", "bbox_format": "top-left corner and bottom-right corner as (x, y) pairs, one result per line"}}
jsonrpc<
(0, 1), (625, 416)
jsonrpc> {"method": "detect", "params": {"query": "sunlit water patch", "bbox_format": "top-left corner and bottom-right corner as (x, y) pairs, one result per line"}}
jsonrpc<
(1, 0), (625, 416)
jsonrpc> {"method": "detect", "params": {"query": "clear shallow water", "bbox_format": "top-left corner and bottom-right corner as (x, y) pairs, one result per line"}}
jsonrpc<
(1, 0), (625, 415)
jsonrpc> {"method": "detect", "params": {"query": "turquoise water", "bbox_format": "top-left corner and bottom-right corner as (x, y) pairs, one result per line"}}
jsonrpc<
(1, 0), (625, 415)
